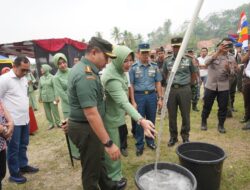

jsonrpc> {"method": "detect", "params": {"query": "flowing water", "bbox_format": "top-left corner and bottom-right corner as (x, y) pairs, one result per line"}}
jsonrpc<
(138, 169), (193, 190)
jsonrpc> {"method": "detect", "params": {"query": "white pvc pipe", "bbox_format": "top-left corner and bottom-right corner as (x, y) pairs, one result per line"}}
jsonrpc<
(154, 0), (204, 171)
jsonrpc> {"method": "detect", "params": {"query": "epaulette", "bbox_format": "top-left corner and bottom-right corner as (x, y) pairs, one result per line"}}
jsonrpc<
(164, 55), (172, 61)
(84, 65), (93, 74)
(151, 62), (157, 65)
(131, 62), (138, 67)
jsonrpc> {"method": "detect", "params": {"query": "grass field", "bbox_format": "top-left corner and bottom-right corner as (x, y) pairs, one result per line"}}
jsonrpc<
(2, 92), (250, 190)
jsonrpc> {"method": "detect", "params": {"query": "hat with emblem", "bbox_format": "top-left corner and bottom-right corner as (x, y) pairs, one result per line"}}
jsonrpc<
(171, 37), (183, 46)
(138, 43), (150, 52)
(89, 37), (117, 59)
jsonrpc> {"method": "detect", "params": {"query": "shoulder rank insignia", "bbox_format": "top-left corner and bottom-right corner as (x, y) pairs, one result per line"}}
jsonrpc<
(84, 66), (93, 74)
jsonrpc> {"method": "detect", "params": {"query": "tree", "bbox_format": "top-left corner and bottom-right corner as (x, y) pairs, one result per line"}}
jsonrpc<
(95, 32), (103, 39)
(111, 27), (122, 44)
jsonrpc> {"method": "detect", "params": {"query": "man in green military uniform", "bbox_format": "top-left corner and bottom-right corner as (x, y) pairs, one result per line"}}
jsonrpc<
(163, 37), (197, 146)
(53, 53), (80, 159)
(67, 37), (121, 190)
(187, 48), (200, 112)
(38, 64), (61, 129)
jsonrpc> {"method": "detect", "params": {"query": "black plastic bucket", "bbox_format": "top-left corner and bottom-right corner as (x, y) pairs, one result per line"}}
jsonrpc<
(135, 162), (197, 190)
(176, 142), (226, 190)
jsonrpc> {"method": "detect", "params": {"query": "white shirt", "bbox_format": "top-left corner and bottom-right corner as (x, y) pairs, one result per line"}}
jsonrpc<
(197, 56), (208, 77)
(125, 72), (131, 87)
(0, 70), (29, 125)
(245, 60), (250, 78)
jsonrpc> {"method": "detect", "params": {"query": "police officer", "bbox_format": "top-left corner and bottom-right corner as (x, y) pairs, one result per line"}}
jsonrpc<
(67, 37), (121, 190)
(129, 43), (163, 156)
(201, 38), (237, 133)
(163, 37), (197, 147)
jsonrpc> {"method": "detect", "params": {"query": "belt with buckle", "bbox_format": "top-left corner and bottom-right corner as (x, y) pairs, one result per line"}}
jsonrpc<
(171, 84), (188, 89)
(135, 90), (155, 94)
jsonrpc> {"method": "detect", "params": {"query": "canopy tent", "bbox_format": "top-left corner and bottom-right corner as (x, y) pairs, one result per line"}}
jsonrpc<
(0, 38), (88, 76)
(0, 55), (13, 75)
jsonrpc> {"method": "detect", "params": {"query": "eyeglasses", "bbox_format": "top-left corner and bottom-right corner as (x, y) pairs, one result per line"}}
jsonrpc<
(21, 68), (30, 73)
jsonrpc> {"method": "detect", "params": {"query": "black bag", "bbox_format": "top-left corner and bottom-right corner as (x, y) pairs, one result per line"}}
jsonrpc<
(32, 82), (38, 91)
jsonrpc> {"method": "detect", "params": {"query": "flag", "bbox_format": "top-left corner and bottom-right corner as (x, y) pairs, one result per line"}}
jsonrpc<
(237, 11), (248, 50)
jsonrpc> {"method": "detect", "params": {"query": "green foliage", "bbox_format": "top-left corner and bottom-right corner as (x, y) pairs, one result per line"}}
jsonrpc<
(147, 3), (250, 49)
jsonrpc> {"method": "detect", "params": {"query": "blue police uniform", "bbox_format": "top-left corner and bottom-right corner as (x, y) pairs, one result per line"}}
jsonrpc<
(129, 60), (162, 151)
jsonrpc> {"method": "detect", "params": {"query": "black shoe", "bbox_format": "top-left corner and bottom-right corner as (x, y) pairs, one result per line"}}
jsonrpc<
(192, 105), (199, 112)
(136, 149), (143, 157)
(201, 120), (207, 131)
(183, 139), (190, 143)
(232, 108), (237, 112)
(227, 111), (233, 118)
(9, 172), (27, 184)
(240, 117), (249, 123)
(121, 148), (128, 157)
(115, 177), (127, 190)
(218, 125), (226, 133)
(242, 123), (250, 130)
(168, 137), (178, 147)
(147, 143), (157, 150)
(20, 165), (39, 174)
(48, 125), (54, 130)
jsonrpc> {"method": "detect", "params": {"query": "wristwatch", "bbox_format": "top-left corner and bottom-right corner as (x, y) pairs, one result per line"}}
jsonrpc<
(104, 139), (113, 148)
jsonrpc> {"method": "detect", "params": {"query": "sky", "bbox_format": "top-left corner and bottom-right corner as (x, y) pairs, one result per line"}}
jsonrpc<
(0, 0), (249, 44)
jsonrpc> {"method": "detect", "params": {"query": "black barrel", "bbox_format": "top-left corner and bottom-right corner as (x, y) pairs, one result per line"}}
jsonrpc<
(135, 162), (197, 190)
(176, 142), (226, 190)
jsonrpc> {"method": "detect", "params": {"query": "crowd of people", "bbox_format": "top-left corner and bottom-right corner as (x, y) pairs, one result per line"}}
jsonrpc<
(0, 35), (249, 190)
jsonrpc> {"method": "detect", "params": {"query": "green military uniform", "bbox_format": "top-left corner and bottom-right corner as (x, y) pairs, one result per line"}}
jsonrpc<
(67, 57), (115, 190)
(53, 53), (80, 159)
(163, 54), (197, 141)
(26, 72), (38, 110)
(39, 64), (61, 128)
(102, 46), (142, 181)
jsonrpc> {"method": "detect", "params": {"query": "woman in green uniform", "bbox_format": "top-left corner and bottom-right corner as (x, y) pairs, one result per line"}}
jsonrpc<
(53, 53), (80, 159)
(38, 64), (61, 129)
(102, 45), (155, 186)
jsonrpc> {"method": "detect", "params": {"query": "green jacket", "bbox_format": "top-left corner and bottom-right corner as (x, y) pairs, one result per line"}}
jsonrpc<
(53, 53), (70, 116)
(54, 69), (70, 115)
(102, 45), (142, 128)
(26, 72), (37, 93)
(39, 64), (57, 102)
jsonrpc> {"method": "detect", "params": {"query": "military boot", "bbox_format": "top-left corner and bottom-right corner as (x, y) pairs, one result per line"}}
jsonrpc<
(218, 125), (226, 133)
(242, 122), (250, 130)
(192, 103), (199, 112)
(201, 119), (207, 131)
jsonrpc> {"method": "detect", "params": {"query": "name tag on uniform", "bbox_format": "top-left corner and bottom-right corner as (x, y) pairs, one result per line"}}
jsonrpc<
(86, 76), (96, 80)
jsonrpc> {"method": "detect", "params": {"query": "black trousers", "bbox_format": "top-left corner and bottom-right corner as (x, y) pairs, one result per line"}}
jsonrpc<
(243, 78), (250, 120)
(167, 85), (192, 140)
(118, 124), (128, 150)
(229, 76), (238, 109)
(202, 88), (229, 126)
(0, 149), (6, 190)
(68, 120), (115, 190)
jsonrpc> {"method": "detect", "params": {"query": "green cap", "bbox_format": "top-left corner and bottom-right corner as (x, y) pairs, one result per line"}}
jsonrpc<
(89, 37), (117, 59)
(171, 37), (183, 46)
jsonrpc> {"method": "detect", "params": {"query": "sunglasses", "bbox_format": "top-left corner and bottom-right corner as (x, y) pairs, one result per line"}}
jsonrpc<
(21, 68), (30, 73)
